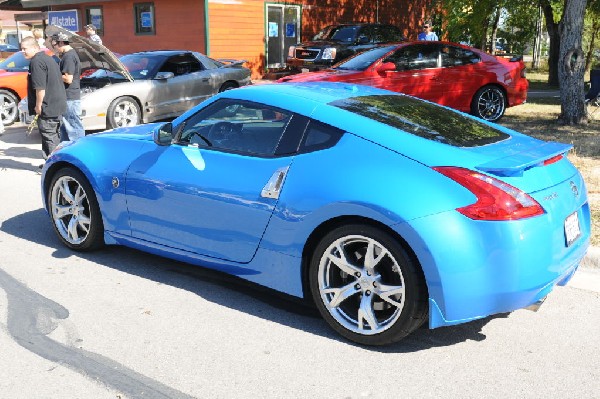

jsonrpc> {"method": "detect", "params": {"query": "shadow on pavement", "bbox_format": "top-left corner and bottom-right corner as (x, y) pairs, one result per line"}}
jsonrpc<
(1, 208), (497, 352)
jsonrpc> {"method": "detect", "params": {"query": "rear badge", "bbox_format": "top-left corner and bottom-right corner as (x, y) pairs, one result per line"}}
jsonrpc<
(112, 177), (119, 188)
(570, 181), (579, 197)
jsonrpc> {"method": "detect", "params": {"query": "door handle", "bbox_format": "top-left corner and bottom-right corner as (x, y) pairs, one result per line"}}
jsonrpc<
(202, 78), (209, 82)
(261, 167), (289, 199)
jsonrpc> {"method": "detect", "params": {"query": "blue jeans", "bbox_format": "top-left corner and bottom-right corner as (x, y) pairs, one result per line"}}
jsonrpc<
(60, 100), (85, 142)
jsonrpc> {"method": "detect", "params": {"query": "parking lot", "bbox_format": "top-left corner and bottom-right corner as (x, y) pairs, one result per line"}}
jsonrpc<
(1, 123), (600, 399)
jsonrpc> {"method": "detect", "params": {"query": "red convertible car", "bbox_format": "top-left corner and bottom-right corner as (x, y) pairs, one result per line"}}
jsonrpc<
(278, 41), (528, 122)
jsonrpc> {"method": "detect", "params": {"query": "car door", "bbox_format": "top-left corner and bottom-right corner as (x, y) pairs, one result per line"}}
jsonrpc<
(379, 43), (444, 102)
(125, 99), (302, 263)
(437, 44), (484, 112)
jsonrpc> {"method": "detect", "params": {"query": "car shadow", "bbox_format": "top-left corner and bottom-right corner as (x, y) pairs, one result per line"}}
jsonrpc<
(1, 208), (498, 352)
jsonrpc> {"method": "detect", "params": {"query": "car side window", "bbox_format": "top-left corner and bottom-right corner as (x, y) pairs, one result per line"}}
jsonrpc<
(441, 45), (481, 67)
(386, 44), (440, 71)
(178, 100), (292, 156)
(160, 54), (204, 76)
(299, 120), (344, 154)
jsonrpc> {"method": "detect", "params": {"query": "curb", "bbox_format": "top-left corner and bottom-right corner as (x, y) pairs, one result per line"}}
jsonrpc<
(581, 246), (600, 269)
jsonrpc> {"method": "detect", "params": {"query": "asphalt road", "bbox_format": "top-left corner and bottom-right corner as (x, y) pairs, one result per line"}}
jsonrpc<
(1, 123), (599, 399)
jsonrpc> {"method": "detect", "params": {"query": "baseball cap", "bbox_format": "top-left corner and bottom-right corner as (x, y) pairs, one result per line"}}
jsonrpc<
(51, 31), (70, 43)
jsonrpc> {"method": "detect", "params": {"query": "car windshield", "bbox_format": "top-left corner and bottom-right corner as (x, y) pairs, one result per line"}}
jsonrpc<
(330, 95), (509, 147)
(0, 52), (30, 71)
(334, 46), (397, 71)
(314, 26), (359, 43)
(121, 54), (166, 79)
(83, 54), (166, 81)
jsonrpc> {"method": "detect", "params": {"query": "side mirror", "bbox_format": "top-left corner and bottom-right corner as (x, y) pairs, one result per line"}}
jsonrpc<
(376, 62), (396, 74)
(154, 122), (173, 146)
(155, 71), (174, 80)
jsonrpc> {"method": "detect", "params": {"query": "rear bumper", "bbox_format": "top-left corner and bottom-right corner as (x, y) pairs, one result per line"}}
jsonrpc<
(507, 78), (529, 107)
(396, 200), (590, 329)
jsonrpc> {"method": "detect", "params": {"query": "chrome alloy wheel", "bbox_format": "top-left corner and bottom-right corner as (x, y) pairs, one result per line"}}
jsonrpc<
(317, 234), (406, 335)
(50, 175), (92, 245)
(475, 87), (505, 121)
(113, 100), (139, 127)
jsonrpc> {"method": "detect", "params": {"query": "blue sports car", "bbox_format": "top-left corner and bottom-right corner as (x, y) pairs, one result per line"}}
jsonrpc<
(41, 82), (590, 346)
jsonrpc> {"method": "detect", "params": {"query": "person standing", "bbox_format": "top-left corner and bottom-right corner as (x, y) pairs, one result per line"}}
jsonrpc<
(84, 24), (103, 45)
(32, 28), (46, 48)
(21, 36), (66, 165)
(52, 32), (85, 142)
(418, 23), (438, 41)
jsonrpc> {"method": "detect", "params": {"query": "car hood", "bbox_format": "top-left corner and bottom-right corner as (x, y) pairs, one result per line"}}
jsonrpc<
(297, 40), (344, 48)
(45, 25), (133, 82)
(93, 122), (162, 140)
(0, 70), (26, 79)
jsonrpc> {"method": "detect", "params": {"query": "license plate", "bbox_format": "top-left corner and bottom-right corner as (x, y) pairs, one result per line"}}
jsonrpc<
(564, 211), (581, 247)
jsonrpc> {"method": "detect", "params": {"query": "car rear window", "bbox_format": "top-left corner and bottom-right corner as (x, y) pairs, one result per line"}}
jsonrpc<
(329, 95), (509, 147)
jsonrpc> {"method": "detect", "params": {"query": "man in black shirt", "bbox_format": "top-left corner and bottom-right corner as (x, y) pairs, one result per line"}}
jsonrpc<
(51, 32), (84, 141)
(21, 37), (66, 163)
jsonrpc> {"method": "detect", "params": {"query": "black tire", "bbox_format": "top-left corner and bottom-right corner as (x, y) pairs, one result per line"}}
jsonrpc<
(107, 96), (141, 129)
(470, 85), (506, 122)
(0, 89), (19, 126)
(218, 81), (238, 92)
(309, 224), (428, 346)
(47, 167), (104, 251)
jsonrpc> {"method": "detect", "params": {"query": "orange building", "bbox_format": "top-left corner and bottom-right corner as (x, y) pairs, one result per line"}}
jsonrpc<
(0, 0), (436, 78)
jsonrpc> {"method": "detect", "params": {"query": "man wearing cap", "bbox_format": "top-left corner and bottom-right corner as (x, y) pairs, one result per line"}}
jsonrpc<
(21, 36), (66, 165)
(84, 24), (102, 45)
(52, 31), (85, 142)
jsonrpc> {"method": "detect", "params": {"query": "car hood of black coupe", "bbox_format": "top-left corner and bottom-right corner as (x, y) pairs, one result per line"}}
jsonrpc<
(45, 25), (133, 82)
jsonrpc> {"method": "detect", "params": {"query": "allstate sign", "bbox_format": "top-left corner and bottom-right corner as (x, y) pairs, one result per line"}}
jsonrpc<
(48, 10), (79, 32)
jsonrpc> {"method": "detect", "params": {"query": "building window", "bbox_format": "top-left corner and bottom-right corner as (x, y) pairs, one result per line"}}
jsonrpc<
(134, 3), (155, 35)
(85, 7), (104, 35)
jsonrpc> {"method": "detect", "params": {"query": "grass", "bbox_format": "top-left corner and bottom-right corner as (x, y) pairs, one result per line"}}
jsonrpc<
(498, 79), (600, 246)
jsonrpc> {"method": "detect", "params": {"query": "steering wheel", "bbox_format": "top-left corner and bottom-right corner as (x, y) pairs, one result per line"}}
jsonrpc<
(208, 121), (243, 145)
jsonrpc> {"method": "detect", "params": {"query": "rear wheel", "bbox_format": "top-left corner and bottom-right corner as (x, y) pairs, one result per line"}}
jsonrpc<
(47, 167), (104, 251)
(471, 85), (506, 122)
(0, 89), (19, 126)
(107, 96), (141, 129)
(309, 224), (428, 345)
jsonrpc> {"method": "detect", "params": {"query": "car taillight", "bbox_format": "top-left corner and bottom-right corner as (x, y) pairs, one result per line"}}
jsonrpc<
(433, 166), (544, 220)
(543, 154), (563, 165)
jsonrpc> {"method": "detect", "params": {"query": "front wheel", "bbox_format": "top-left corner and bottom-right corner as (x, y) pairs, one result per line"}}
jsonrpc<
(107, 96), (141, 129)
(47, 167), (104, 251)
(0, 89), (19, 126)
(470, 85), (506, 122)
(309, 224), (428, 345)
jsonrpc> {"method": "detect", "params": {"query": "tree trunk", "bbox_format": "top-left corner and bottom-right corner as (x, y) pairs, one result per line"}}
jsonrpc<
(558, 0), (588, 124)
(541, 0), (561, 85)
(533, 6), (543, 69)
(490, 7), (501, 54)
(584, 21), (600, 74)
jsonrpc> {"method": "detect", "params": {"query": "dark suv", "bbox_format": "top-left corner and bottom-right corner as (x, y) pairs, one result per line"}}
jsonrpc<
(286, 23), (404, 71)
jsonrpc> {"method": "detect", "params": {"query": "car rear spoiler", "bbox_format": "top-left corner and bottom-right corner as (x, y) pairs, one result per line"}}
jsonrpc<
(476, 142), (572, 177)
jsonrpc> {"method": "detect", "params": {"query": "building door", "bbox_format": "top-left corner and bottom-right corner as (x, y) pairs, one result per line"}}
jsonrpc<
(266, 4), (300, 68)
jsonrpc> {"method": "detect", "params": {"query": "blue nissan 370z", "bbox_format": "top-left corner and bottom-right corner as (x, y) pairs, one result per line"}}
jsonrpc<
(41, 82), (590, 346)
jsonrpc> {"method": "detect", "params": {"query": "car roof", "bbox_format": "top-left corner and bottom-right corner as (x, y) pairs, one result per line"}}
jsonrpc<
(126, 50), (194, 57)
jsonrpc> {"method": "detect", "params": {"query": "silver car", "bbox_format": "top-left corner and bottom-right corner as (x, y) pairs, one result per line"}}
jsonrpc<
(26, 25), (252, 130)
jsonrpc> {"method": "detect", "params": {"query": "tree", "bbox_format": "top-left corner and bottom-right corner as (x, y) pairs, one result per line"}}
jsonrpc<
(558, 0), (588, 124)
